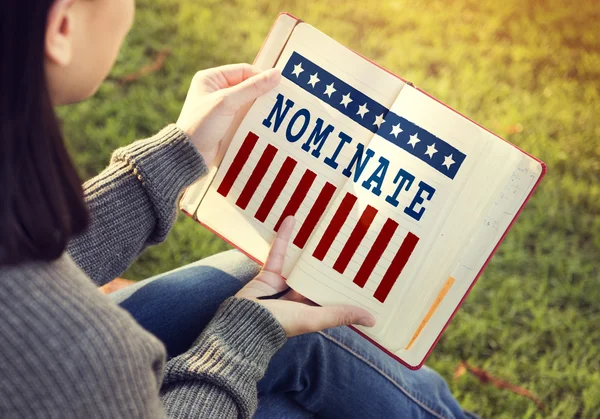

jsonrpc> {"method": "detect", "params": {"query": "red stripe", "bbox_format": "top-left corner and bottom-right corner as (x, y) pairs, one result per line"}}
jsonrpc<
(235, 144), (278, 210)
(312, 193), (357, 261)
(293, 182), (337, 249)
(353, 218), (398, 288)
(333, 205), (378, 274)
(373, 232), (419, 303)
(274, 169), (317, 231)
(217, 132), (260, 198)
(254, 157), (297, 222)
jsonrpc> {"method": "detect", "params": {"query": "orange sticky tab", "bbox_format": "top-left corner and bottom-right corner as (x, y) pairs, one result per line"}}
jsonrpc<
(405, 276), (455, 350)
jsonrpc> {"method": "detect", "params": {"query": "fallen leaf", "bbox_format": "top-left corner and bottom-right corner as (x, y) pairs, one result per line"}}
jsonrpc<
(454, 361), (546, 412)
(453, 362), (467, 380)
(505, 123), (524, 134)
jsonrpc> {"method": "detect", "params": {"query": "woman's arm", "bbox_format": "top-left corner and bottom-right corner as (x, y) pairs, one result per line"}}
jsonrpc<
(67, 125), (206, 286)
(68, 64), (282, 286)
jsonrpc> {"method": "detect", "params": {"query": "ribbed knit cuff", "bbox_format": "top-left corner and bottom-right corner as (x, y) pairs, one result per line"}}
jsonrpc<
(197, 297), (287, 363)
(110, 125), (207, 240)
(162, 297), (287, 417)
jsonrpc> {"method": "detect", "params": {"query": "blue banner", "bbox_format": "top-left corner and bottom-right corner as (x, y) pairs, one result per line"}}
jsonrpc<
(282, 52), (466, 180)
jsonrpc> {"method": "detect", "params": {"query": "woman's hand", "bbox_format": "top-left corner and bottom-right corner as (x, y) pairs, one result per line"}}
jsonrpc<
(236, 217), (377, 337)
(176, 64), (281, 166)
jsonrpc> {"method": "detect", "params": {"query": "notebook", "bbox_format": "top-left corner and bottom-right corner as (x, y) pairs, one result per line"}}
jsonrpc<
(179, 13), (546, 369)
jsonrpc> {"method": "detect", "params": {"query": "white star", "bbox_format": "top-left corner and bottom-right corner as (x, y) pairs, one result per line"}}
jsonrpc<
(407, 133), (421, 148)
(291, 63), (304, 78)
(442, 154), (455, 169)
(323, 82), (337, 98)
(307, 73), (320, 88)
(424, 143), (438, 159)
(340, 93), (353, 108)
(373, 113), (386, 129)
(357, 103), (369, 118)
(390, 123), (403, 138)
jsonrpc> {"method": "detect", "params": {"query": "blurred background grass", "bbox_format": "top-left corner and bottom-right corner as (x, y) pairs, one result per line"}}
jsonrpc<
(58, 0), (600, 416)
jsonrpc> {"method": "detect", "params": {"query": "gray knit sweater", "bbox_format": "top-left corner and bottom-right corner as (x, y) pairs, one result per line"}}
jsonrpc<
(0, 125), (287, 418)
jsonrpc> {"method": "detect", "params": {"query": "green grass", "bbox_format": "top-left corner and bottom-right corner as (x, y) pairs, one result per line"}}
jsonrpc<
(58, 0), (600, 416)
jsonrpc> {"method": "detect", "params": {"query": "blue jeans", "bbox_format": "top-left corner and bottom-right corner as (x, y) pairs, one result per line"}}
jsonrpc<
(110, 250), (474, 418)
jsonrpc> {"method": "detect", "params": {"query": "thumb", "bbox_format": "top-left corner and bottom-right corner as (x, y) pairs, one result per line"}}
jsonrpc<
(221, 68), (281, 110)
(303, 305), (376, 334)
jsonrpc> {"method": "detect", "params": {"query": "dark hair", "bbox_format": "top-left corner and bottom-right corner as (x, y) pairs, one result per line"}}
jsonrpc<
(0, 1), (89, 266)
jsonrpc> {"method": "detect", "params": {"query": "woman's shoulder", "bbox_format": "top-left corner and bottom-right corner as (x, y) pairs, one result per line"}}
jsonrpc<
(0, 253), (166, 381)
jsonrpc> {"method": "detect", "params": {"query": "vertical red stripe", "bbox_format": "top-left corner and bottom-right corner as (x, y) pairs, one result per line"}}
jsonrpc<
(254, 157), (297, 222)
(353, 218), (399, 288)
(333, 205), (378, 274)
(217, 132), (260, 198)
(373, 232), (419, 303)
(274, 169), (317, 231)
(293, 182), (337, 249)
(235, 144), (278, 210)
(312, 193), (358, 261)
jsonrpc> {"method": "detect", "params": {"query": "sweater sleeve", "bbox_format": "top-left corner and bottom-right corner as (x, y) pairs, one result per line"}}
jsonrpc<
(160, 297), (287, 418)
(0, 257), (286, 419)
(68, 125), (207, 286)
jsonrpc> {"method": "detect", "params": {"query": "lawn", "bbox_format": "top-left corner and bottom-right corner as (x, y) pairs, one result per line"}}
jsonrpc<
(58, 0), (600, 417)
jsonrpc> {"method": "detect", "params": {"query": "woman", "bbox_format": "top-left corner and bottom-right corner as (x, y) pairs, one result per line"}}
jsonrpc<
(0, 0), (473, 417)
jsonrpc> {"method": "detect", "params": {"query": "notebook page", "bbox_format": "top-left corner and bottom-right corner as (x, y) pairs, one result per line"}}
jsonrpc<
(287, 85), (493, 338)
(391, 128), (521, 348)
(397, 152), (543, 367)
(381, 90), (524, 349)
(196, 23), (405, 276)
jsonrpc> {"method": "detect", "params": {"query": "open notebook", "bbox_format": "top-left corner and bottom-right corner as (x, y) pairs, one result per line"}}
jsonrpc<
(180, 13), (546, 369)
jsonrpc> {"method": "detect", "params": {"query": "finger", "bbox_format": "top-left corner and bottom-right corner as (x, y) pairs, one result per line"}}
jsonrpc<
(200, 63), (263, 90)
(253, 271), (288, 292)
(263, 216), (295, 275)
(221, 68), (281, 110)
(218, 64), (262, 88)
(302, 305), (376, 333)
